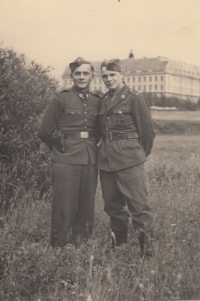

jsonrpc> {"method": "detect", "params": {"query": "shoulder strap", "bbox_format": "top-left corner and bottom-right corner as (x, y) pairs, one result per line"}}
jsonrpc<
(129, 88), (140, 96)
(90, 91), (102, 98)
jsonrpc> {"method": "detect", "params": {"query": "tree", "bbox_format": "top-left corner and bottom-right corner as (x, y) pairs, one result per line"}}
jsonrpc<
(0, 47), (58, 212)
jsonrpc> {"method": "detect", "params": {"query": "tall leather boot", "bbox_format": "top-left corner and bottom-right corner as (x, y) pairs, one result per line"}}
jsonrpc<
(111, 230), (127, 248)
(137, 230), (154, 257)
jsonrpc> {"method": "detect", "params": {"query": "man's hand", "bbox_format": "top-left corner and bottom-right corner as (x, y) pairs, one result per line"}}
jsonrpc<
(52, 130), (65, 153)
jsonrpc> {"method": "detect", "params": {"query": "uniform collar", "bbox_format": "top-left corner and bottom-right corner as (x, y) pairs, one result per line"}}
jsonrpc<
(104, 84), (129, 108)
(71, 85), (90, 100)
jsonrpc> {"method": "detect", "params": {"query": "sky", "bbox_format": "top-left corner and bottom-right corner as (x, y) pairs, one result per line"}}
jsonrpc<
(0, 0), (200, 80)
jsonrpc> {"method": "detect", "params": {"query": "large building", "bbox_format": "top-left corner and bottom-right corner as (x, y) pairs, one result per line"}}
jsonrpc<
(62, 52), (200, 103)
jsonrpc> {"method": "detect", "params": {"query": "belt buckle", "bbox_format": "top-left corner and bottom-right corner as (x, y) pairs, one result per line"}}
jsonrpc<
(106, 132), (112, 142)
(80, 131), (89, 138)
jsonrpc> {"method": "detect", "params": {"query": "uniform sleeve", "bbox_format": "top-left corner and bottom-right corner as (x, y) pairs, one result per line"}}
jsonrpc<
(38, 94), (63, 150)
(132, 94), (155, 157)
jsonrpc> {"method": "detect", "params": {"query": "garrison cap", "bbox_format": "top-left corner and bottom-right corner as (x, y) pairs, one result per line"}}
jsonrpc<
(69, 57), (94, 73)
(101, 58), (122, 72)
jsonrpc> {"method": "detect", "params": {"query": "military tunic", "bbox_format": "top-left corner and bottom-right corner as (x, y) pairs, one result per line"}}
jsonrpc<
(38, 85), (101, 246)
(97, 84), (155, 233)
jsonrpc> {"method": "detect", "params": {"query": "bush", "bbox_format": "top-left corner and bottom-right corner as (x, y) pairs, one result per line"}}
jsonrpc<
(0, 47), (58, 213)
(144, 93), (199, 111)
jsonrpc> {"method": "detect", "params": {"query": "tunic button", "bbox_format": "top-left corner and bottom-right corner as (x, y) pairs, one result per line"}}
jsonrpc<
(107, 117), (110, 120)
(118, 111), (122, 114)
(79, 94), (83, 97)
(84, 104), (87, 106)
(84, 126), (87, 129)
(71, 112), (74, 114)
(121, 95), (125, 99)
(84, 112), (87, 114)
(85, 119), (87, 121)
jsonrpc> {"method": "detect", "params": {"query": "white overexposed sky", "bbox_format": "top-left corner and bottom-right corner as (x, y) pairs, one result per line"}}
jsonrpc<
(0, 0), (200, 79)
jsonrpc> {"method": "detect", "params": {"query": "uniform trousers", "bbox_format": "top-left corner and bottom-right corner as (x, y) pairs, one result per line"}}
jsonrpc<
(51, 161), (98, 247)
(99, 163), (154, 234)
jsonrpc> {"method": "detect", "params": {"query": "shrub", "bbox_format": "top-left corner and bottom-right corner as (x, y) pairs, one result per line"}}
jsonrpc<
(0, 47), (58, 213)
(144, 93), (199, 110)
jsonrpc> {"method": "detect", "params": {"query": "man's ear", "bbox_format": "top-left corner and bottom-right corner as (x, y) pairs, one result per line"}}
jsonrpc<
(91, 73), (95, 81)
(120, 71), (124, 82)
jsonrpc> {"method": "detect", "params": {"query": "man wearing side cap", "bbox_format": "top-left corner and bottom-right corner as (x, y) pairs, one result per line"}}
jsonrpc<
(98, 58), (155, 257)
(38, 57), (101, 247)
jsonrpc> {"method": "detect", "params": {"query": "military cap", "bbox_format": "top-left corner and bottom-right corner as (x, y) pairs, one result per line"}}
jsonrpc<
(101, 58), (122, 72)
(69, 57), (94, 73)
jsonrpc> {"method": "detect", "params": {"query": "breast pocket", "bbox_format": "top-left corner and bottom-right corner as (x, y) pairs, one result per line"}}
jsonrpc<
(65, 108), (81, 126)
(112, 107), (131, 127)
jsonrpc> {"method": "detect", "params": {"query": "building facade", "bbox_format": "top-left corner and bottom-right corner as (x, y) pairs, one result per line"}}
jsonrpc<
(62, 55), (200, 103)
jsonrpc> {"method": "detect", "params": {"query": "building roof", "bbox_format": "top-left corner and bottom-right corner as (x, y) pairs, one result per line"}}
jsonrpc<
(62, 57), (200, 78)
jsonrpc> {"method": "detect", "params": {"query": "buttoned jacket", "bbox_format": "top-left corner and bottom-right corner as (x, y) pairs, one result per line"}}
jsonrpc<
(97, 84), (155, 171)
(38, 86), (101, 165)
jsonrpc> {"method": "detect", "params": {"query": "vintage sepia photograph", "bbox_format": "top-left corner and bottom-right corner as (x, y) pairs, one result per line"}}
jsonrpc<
(0, 0), (200, 300)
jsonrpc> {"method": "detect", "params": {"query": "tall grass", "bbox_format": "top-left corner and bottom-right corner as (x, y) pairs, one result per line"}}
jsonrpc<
(1, 135), (200, 301)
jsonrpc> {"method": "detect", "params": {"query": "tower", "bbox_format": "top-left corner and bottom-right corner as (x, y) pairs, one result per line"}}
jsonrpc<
(129, 49), (134, 59)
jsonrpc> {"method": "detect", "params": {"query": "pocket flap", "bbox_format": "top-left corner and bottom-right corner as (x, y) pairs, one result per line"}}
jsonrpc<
(113, 107), (130, 114)
(90, 110), (98, 116)
(65, 109), (81, 115)
(120, 139), (140, 149)
(99, 109), (106, 115)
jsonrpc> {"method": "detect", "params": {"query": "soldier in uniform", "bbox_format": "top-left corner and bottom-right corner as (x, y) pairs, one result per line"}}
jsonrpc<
(98, 58), (155, 256)
(38, 57), (101, 247)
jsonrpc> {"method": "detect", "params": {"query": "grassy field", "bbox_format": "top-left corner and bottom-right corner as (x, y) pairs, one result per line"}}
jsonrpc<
(151, 110), (200, 135)
(1, 135), (200, 301)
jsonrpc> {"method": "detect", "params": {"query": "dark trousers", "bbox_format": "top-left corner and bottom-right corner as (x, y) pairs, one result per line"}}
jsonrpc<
(100, 163), (154, 233)
(51, 161), (98, 247)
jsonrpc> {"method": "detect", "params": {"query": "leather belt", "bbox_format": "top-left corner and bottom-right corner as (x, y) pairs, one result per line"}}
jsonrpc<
(64, 131), (95, 139)
(102, 131), (139, 142)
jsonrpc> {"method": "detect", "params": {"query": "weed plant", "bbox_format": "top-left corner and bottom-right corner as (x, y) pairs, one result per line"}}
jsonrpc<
(0, 135), (200, 300)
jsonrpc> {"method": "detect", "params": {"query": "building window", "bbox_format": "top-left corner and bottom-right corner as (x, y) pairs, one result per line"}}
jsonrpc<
(161, 85), (163, 90)
(133, 77), (135, 82)
(133, 85), (135, 89)
(127, 77), (130, 82)
(155, 85), (157, 90)
(144, 76), (146, 82)
(155, 76), (157, 81)
(161, 76), (163, 81)
(144, 85), (146, 91)
(138, 77), (141, 82)
(149, 76), (152, 82)
(138, 85), (140, 90)
(149, 85), (151, 91)
(94, 78), (96, 84)
(99, 78), (101, 84)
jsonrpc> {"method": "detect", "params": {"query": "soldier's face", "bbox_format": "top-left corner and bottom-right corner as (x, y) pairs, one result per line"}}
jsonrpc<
(71, 64), (94, 90)
(101, 67), (123, 91)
